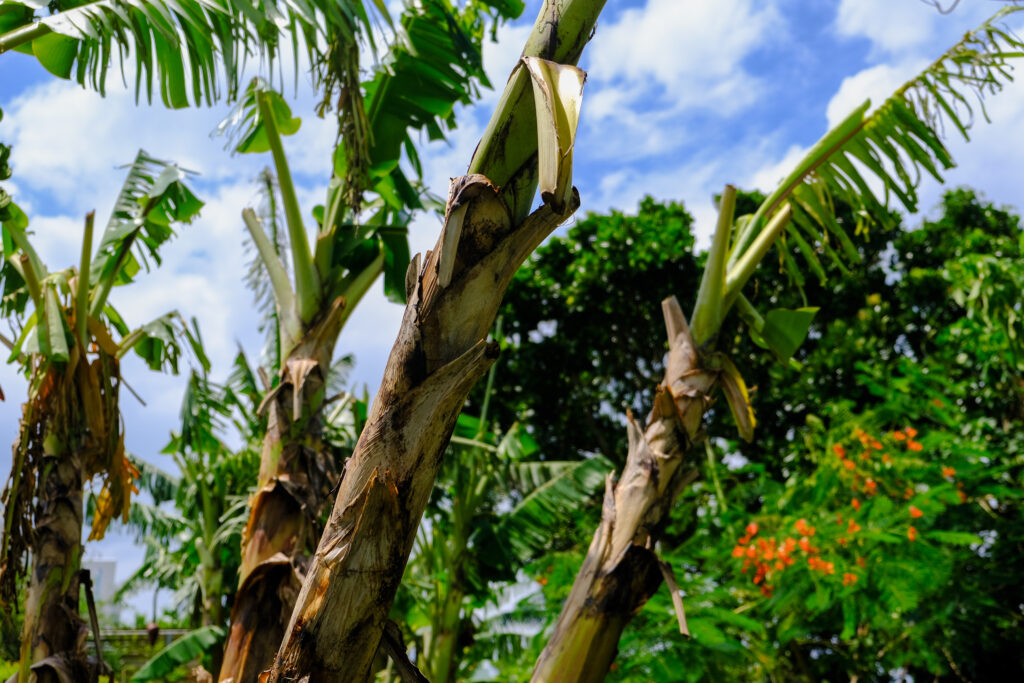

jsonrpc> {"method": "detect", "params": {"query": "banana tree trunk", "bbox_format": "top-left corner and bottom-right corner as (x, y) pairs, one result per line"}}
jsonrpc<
(219, 307), (344, 682)
(265, 179), (576, 682)
(5, 352), (125, 683)
(532, 297), (714, 682)
(263, 4), (607, 677)
(19, 429), (88, 683)
(424, 586), (464, 683)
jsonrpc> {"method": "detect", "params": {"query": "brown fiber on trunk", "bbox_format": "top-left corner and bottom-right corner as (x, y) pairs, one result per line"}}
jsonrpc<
(265, 180), (577, 682)
(532, 297), (716, 682)
(264, 2), (608, 677)
(3, 350), (127, 683)
(219, 302), (348, 682)
(20, 446), (88, 683)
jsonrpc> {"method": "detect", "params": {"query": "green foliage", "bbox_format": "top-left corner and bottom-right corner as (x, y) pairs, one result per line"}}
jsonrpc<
(482, 187), (1023, 680)
(0, 0), (387, 108)
(394, 361), (612, 681)
(114, 361), (261, 623)
(478, 197), (702, 464)
(130, 625), (224, 681)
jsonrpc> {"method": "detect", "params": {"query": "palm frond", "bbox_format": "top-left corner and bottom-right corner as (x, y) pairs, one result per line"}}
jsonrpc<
(730, 6), (1024, 297)
(130, 625), (224, 682)
(243, 167), (290, 372)
(129, 454), (180, 504)
(90, 150), (202, 309)
(0, 0), (386, 108)
(473, 456), (612, 581)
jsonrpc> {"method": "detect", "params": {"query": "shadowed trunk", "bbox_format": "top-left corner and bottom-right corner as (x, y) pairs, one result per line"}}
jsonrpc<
(19, 436), (88, 683)
(267, 179), (576, 682)
(532, 298), (714, 682)
(219, 302), (347, 682)
(7, 353), (125, 683)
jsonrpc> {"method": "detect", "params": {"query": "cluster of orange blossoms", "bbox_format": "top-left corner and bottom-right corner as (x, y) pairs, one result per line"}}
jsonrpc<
(734, 424), (970, 599)
(732, 519), (861, 597)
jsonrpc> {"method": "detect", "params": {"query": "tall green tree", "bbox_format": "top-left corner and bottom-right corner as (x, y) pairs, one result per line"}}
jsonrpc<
(0, 150), (203, 682)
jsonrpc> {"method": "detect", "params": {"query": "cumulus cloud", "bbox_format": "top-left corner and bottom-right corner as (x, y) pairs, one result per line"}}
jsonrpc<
(588, 0), (781, 112)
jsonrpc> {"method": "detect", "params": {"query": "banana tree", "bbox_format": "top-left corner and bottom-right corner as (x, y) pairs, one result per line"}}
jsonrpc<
(392, 353), (612, 682)
(531, 7), (1024, 681)
(263, 1), (606, 680)
(217, 1), (526, 673)
(0, 150), (203, 682)
(115, 360), (259, 629)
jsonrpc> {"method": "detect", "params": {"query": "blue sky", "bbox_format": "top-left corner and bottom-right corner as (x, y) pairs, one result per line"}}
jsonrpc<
(1, 0), (1023, 620)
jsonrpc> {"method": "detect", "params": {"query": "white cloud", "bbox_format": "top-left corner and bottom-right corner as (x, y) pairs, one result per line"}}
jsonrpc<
(835, 0), (998, 57)
(825, 59), (928, 128)
(746, 143), (808, 194)
(835, 0), (937, 54)
(588, 0), (780, 112)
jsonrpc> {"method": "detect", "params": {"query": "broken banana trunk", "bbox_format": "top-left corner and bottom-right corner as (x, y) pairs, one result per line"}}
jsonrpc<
(532, 298), (728, 683)
(266, 177), (578, 682)
(219, 301), (348, 683)
(265, 3), (604, 678)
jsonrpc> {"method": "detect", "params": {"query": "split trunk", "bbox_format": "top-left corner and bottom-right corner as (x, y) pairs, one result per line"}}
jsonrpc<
(532, 298), (717, 682)
(218, 301), (347, 682)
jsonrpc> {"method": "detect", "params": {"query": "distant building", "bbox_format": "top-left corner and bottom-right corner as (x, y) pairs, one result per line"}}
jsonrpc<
(82, 559), (119, 622)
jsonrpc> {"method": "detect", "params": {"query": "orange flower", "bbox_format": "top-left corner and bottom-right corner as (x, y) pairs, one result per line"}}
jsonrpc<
(760, 584), (774, 597)
(732, 545), (746, 558)
(843, 572), (858, 586)
(843, 459), (855, 470)
(775, 560), (785, 571)
(851, 498), (861, 511)
(871, 440), (883, 450)
(931, 398), (943, 407)
(836, 514), (844, 526)
(860, 450), (871, 461)
(905, 427), (918, 438)
(784, 537), (797, 552)
(864, 479), (877, 495)
(847, 519), (861, 534)
(892, 431), (907, 441)
(746, 522), (759, 536)
(904, 487), (914, 499)
(907, 441), (923, 451)
(856, 556), (866, 568)
(942, 466), (956, 478)
(882, 453), (893, 464)
(833, 444), (846, 458)
(957, 490), (968, 503)
(746, 546), (757, 558)
(838, 536), (847, 546)
(538, 576), (548, 585)
(909, 506), (923, 519)
(907, 526), (918, 542)
(795, 519), (815, 536)
(798, 537), (811, 553)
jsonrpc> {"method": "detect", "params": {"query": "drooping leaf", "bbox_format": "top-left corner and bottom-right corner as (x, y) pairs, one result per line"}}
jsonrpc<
(729, 6), (1024, 305)
(130, 625), (224, 681)
(759, 307), (819, 362)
